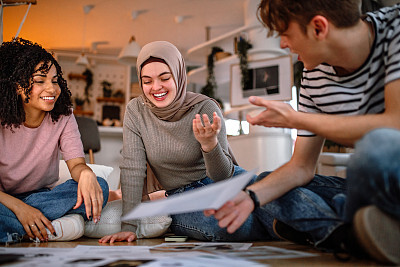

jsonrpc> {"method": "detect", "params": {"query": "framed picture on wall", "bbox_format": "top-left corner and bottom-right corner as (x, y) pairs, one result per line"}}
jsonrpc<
(230, 55), (293, 107)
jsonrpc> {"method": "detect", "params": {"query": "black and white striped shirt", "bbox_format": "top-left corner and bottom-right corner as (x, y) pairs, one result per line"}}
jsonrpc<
(298, 4), (400, 137)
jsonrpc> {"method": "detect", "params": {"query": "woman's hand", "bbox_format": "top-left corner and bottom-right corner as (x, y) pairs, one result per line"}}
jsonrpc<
(73, 168), (104, 222)
(98, 231), (137, 243)
(193, 112), (221, 152)
(13, 201), (55, 241)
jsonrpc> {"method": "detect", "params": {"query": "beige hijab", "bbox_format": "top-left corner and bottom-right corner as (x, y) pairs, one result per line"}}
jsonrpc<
(136, 40), (210, 122)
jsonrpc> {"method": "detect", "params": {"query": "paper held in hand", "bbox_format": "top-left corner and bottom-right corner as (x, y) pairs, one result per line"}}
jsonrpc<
(121, 170), (257, 221)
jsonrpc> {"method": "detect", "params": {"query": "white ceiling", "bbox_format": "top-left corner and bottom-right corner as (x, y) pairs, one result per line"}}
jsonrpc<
(2, 0), (246, 61)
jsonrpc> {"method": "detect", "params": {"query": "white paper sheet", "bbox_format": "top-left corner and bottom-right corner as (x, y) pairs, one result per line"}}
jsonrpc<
(150, 242), (252, 252)
(122, 170), (256, 220)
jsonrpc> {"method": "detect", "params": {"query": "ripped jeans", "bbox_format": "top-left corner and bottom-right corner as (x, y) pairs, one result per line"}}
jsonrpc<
(0, 177), (109, 244)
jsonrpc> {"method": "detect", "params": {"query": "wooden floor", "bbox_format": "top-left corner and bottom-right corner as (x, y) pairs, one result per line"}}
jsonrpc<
(1, 237), (381, 266)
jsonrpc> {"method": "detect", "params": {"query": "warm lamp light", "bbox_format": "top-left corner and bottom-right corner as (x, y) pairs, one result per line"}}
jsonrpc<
(118, 36), (141, 65)
(76, 53), (89, 66)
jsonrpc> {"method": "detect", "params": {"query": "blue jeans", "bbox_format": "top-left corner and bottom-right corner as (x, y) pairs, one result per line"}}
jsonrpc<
(344, 128), (400, 221)
(0, 177), (109, 243)
(258, 172), (346, 246)
(263, 128), (400, 247)
(168, 166), (279, 241)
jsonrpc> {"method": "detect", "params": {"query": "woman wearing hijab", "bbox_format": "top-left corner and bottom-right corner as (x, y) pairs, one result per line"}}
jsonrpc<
(99, 41), (272, 243)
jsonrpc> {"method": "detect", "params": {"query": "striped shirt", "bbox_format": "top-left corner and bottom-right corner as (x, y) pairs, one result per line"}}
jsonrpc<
(298, 4), (400, 137)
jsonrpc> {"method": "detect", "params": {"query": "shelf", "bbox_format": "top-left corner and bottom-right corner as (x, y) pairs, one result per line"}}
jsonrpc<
(187, 24), (262, 63)
(96, 97), (125, 104)
(188, 48), (287, 86)
(73, 109), (94, 116)
(98, 126), (123, 135)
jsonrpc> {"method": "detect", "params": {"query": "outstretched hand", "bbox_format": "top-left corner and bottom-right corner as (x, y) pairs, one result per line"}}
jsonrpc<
(247, 96), (296, 129)
(98, 231), (137, 244)
(193, 112), (221, 152)
(204, 190), (254, 234)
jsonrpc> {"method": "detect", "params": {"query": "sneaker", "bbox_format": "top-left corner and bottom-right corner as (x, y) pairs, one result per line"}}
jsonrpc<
(272, 219), (314, 246)
(47, 214), (84, 241)
(317, 223), (368, 261)
(273, 219), (367, 261)
(354, 205), (400, 265)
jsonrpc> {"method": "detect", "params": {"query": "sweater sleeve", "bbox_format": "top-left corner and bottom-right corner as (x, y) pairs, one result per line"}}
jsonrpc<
(120, 101), (148, 233)
(199, 100), (235, 181)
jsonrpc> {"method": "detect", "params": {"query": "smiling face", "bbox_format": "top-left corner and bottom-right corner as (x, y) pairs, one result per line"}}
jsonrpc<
(141, 61), (177, 108)
(280, 21), (324, 70)
(20, 62), (61, 115)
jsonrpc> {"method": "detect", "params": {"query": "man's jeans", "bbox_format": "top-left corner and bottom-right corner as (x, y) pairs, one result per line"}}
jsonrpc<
(168, 166), (279, 241)
(263, 128), (400, 247)
(344, 128), (400, 221)
(0, 177), (109, 243)
(169, 128), (400, 244)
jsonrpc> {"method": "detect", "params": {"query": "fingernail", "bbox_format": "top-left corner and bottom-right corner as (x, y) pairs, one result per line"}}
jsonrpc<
(53, 232), (57, 237)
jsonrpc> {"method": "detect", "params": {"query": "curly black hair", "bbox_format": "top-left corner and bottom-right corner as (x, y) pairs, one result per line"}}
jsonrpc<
(0, 38), (72, 130)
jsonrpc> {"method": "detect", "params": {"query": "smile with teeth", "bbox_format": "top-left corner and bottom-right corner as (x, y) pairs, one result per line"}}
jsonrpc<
(41, 96), (55, 100)
(153, 92), (167, 99)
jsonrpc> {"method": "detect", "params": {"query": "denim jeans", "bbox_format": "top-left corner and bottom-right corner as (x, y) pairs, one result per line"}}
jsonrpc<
(344, 128), (400, 221)
(0, 177), (109, 243)
(258, 172), (346, 247)
(168, 166), (279, 241)
(262, 128), (400, 248)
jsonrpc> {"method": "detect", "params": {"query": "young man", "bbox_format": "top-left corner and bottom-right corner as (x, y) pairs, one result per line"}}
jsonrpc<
(205, 0), (400, 264)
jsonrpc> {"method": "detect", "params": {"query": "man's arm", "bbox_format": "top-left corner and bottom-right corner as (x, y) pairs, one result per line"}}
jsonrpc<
(248, 79), (400, 147)
(248, 135), (324, 205)
(206, 136), (324, 233)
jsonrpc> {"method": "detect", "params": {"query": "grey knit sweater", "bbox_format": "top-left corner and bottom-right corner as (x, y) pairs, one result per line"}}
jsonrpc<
(120, 97), (235, 232)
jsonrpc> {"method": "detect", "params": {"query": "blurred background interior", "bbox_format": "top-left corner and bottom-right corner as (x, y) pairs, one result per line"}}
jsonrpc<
(1, 0), (399, 189)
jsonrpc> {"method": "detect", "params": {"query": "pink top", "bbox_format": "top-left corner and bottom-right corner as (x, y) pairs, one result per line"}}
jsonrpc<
(0, 113), (85, 194)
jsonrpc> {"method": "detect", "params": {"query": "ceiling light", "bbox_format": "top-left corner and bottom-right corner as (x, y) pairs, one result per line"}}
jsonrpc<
(118, 36), (141, 65)
(76, 4), (94, 66)
(76, 53), (89, 66)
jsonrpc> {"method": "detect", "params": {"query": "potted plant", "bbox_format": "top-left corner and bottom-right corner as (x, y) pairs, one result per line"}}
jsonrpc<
(82, 68), (93, 103)
(74, 96), (85, 110)
(201, 46), (224, 109)
(237, 36), (252, 90)
(101, 80), (113, 98)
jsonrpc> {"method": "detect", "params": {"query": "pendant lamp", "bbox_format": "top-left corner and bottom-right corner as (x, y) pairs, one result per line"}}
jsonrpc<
(118, 36), (141, 65)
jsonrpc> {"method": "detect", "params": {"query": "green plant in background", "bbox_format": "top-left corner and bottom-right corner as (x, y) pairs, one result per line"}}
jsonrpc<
(201, 46), (224, 109)
(82, 68), (93, 103)
(101, 80), (113, 97)
(74, 95), (85, 107)
(237, 37), (252, 90)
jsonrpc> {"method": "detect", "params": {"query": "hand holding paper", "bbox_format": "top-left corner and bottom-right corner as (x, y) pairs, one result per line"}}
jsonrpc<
(121, 170), (256, 221)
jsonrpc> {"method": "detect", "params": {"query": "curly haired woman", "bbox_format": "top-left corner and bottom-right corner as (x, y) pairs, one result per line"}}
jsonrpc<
(0, 38), (109, 244)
